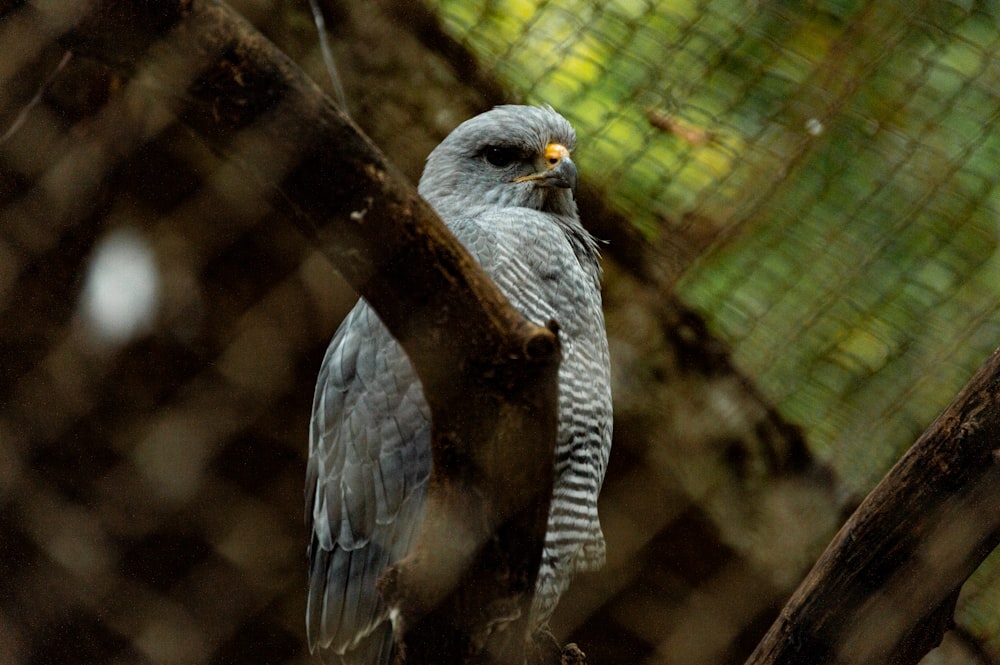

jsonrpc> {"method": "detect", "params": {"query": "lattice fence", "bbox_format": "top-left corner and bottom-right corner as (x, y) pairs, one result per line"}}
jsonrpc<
(1, 1), (997, 664)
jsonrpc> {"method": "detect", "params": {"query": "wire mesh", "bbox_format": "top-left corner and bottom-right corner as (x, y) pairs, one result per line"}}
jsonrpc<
(428, 0), (1000, 657)
(1, 0), (998, 663)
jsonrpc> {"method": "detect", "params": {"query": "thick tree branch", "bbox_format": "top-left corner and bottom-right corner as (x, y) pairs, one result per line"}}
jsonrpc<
(746, 347), (1000, 665)
(33, 1), (560, 662)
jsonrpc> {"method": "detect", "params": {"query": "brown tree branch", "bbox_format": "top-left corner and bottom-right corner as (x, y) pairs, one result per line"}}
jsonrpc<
(746, 347), (1000, 665)
(33, 1), (561, 662)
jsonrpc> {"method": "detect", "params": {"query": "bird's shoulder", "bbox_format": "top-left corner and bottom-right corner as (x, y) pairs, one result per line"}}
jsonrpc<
(448, 207), (600, 287)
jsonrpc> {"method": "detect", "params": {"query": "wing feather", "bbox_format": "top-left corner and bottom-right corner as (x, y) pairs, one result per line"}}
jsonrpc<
(306, 302), (431, 657)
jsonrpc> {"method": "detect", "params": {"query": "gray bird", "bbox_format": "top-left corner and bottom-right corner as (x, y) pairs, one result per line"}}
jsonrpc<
(306, 105), (612, 663)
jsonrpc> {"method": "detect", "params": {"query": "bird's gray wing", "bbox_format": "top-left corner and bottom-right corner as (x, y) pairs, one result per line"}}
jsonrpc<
(306, 301), (431, 659)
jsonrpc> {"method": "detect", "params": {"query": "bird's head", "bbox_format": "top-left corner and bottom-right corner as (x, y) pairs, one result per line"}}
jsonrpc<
(417, 105), (579, 220)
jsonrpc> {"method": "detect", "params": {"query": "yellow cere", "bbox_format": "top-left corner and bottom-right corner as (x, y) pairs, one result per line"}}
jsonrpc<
(544, 143), (570, 167)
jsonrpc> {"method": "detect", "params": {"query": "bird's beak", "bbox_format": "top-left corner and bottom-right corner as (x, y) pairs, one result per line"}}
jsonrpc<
(513, 143), (578, 197)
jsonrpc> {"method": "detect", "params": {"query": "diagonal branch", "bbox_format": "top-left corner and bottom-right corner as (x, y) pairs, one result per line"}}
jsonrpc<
(32, 0), (562, 662)
(746, 347), (1000, 665)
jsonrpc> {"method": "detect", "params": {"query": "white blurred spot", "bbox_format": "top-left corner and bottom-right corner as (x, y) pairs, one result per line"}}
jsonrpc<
(805, 118), (824, 136)
(79, 228), (160, 345)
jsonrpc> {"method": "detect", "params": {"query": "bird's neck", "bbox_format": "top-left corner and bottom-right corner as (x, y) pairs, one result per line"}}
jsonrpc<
(554, 214), (603, 287)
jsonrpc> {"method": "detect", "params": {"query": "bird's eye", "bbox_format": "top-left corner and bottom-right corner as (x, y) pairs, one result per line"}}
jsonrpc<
(483, 146), (521, 167)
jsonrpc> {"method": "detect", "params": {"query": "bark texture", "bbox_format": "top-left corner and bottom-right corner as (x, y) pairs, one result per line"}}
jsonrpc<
(746, 348), (1000, 665)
